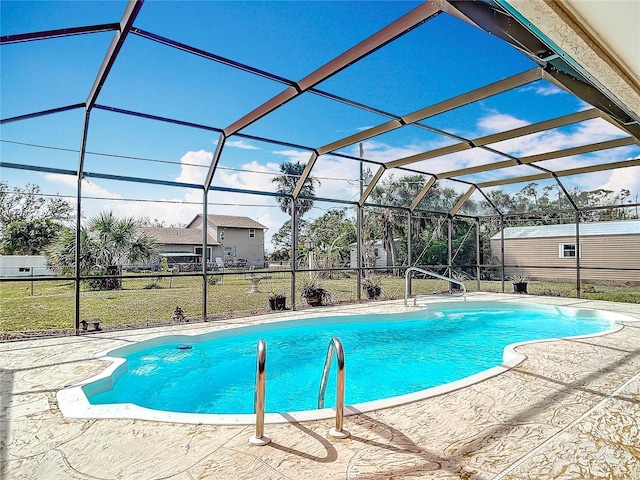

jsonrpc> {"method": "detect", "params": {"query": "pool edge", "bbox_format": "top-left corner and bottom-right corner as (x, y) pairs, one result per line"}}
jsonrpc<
(56, 300), (637, 425)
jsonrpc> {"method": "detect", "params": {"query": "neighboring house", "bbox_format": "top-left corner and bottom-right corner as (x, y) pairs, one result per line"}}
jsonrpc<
(188, 214), (267, 267)
(142, 215), (267, 268)
(349, 239), (403, 269)
(140, 227), (218, 269)
(490, 220), (640, 284)
(0, 255), (54, 277)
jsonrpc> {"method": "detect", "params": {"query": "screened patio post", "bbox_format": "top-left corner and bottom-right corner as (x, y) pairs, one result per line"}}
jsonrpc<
(357, 205), (363, 302)
(500, 215), (505, 293)
(291, 198), (298, 310)
(407, 211), (413, 295)
(74, 109), (91, 335)
(576, 211), (581, 299)
(448, 216), (453, 291)
(476, 217), (481, 291)
(202, 190), (208, 321)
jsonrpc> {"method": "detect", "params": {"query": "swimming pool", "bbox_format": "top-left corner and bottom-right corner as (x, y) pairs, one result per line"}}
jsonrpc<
(58, 301), (628, 424)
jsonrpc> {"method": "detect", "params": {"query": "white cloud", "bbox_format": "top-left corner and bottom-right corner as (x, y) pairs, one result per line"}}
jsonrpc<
(311, 156), (361, 201)
(226, 140), (259, 150)
(273, 149), (314, 163)
(44, 173), (122, 200)
(102, 197), (202, 226)
(535, 84), (564, 96)
(520, 84), (565, 96)
(597, 166), (640, 199)
(215, 160), (278, 191)
(477, 113), (529, 135)
(44, 173), (75, 187)
(82, 180), (123, 200)
(488, 117), (627, 158)
(176, 150), (212, 185)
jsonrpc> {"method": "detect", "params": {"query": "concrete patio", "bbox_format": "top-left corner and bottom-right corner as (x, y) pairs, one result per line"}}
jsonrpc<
(1, 293), (639, 479)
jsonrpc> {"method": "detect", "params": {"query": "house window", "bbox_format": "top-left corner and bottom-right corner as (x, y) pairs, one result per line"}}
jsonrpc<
(19, 267), (31, 272)
(374, 247), (379, 258)
(559, 243), (581, 258)
(224, 247), (233, 257)
(249, 229), (255, 238)
(195, 247), (212, 260)
(219, 231), (225, 240)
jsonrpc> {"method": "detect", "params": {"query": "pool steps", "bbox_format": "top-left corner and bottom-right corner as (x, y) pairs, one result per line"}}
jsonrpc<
(251, 337), (349, 445)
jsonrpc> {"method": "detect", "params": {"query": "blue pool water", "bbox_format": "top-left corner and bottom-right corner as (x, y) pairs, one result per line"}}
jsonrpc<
(87, 305), (612, 414)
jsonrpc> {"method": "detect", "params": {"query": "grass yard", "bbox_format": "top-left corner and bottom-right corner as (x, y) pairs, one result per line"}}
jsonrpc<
(1, 272), (638, 334)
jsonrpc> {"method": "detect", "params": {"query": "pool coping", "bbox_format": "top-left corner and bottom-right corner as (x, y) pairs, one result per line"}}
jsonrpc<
(3, 293), (640, 480)
(56, 299), (637, 425)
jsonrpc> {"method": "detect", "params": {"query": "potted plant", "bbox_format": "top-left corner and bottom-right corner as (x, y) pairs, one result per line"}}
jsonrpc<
(363, 274), (382, 300)
(263, 282), (287, 310)
(299, 275), (333, 306)
(509, 273), (529, 294)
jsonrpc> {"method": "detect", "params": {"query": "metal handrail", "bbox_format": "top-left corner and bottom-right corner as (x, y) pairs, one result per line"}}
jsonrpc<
(404, 266), (466, 306)
(249, 339), (270, 446)
(318, 337), (350, 438)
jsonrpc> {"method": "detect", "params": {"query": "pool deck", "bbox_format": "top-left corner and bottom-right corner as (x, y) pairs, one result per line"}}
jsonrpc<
(1, 293), (639, 479)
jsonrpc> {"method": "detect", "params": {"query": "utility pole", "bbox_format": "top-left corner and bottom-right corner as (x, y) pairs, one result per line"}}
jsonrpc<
(359, 142), (364, 197)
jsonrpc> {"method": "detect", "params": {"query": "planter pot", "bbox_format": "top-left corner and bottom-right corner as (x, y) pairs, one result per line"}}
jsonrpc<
(366, 287), (381, 300)
(305, 295), (323, 306)
(269, 297), (286, 310)
(513, 282), (528, 294)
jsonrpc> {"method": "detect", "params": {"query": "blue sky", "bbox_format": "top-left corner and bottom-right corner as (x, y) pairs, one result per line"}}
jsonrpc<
(2, 1), (639, 249)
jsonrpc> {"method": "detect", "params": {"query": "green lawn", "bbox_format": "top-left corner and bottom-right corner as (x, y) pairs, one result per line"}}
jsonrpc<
(1, 273), (638, 333)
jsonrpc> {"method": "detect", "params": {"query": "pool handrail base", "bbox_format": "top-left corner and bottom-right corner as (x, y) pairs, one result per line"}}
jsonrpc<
(317, 337), (349, 438)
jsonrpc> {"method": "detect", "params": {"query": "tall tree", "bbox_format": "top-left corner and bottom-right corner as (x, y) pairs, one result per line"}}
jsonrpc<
(270, 218), (309, 261)
(271, 161), (321, 268)
(0, 182), (73, 229)
(0, 182), (73, 254)
(305, 208), (356, 270)
(1, 218), (61, 255)
(366, 174), (442, 270)
(271, 161), (320, 218)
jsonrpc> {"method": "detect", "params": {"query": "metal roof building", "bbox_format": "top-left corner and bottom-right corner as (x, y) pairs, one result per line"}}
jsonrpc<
(493, 219), (640, 239)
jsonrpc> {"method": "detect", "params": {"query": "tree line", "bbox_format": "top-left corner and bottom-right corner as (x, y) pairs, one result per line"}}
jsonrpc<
(2, 171), (636, 279)
(269, 167), (638, 274)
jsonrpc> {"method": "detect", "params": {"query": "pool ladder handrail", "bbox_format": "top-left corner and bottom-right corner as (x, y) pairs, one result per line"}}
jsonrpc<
(249, 339), (270, 446)
(404, 266), (466, 306)
(317, 337), (350, 438)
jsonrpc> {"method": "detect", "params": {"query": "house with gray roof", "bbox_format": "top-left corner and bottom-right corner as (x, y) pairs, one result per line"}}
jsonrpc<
(490, 220), (640, 285)
(143, 214), (267, 268)
(188, 215), (266, 266)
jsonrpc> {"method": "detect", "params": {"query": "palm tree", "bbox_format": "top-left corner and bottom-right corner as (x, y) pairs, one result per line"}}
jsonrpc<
(87, 212), (157, 267)
(367, 175), (411, 273)
(271, 161), (320, 218)
(272, 161), (321, 269)
(46, 212), (158, 289)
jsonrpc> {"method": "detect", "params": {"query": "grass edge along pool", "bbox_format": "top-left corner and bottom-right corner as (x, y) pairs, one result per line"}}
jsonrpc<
(57, 301), (632, 425)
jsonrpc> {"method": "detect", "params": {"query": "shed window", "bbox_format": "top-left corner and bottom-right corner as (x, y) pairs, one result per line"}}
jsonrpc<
(559, 243), (581, 258)
(249, 229), (255, 238)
